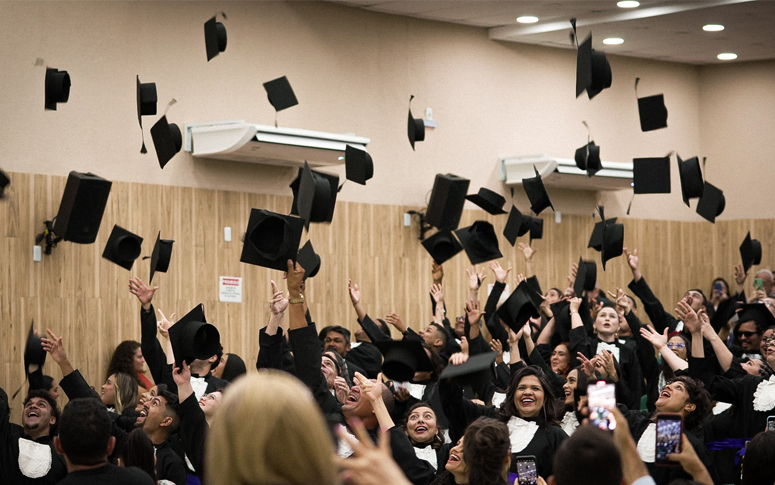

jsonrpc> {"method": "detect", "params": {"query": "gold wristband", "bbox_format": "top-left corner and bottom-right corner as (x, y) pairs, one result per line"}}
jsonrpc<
(289, 295), (305, 305)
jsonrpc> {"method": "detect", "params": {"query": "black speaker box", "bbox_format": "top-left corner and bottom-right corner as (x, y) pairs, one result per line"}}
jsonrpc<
(53, 171), (112, 244)
(426, 173), (470, 231)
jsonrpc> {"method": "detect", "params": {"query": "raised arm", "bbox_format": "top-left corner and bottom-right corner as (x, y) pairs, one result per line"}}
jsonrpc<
(699, 309), (733, 372)
(267, 280), (288, 336)
(349, 279), (367, 323)
(430, 283), (446, 326)
(41, 329), (97, 400)
(466, 265), (485, 302)
(518, 242), (536, 279)
(624, 247), (678, 333)
(287, 260), (308, 331)
(130, 277), (167, 383)
(639, 325), (688, 372)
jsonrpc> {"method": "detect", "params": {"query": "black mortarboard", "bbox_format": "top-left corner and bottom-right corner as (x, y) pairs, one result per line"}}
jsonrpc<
(439, 352), (497, 384)
(454, 220), (502, 265)
(289, 167), (303, 216)
(522, 166), (554, 214)
(576, 34), (612, 99)
(638, 94), (668, 132)
(600, 215), (624, 271)
(530, 217), (544, 241)
(421, 230), (464, 265)
(240, 209), (304, 272)
(297, 240), (320, 279)
(588, 217), (617, 251)
(575, 142), (601, 176)
(711, 298), (740, 333)
(495, 280), (543, 332)
(298, 162), (339, 230)
(739, 232), (762, 273)
(169, 304), (221, 368)
(550, 299), (572, 338)
(264, 76), (298, 112)
(426, 173), (470, 231)
(503, 205), (525, 246)
(466, 187), (507, 215)
(24, 322), (46, 374)
(695, 182), (725, 223)
(344, 145), (373, 185)
(136, 76), (157, 154)
(150, 115), (182, 169)
(374, 339), (434, 382)
(633, 157), (671, 194)
(45, 67), (70, 110)
(737, 303), (775, 328)
(204, 15), (227, 61)
(149, 232), (174, 284)
(0, 169), (9, 198)
(408, 95), (425, 150)
(574, 258), (597, 297)
(676, 155), (704, 206)
(102, 225), (143, 270)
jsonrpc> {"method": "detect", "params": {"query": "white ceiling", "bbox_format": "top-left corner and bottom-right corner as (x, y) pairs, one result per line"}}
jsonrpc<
(325, 0), (775, 65)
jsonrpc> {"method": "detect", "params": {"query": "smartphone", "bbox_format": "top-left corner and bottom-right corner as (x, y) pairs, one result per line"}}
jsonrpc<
(587, 381), (617, 431)
(767, 416), (775, 432)
(655, 413), (683, 465)
(516, 455), (538, 485)
(714, 282), (724, 292)
(754, 278), (764, 292)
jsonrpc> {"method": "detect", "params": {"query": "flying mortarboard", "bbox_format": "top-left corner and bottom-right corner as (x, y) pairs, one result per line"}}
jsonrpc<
(574, 32), (612, 100)
(635, 78), (668, 132)
(298, 161), (339, 230)
(632, 157), (671, 194)
(739, 232), (762, 273)
(599, 208), (624, 270)
(421, 230), (464, 265)
(169, 303), (221, 368)
(136, 76), (157, 154)
(296, 239), (321, 279)
(150, 114), (182, 169)
(45, 67), (70, 110)
(407, 95), (425, 150)
(574, 141), (602, 176)
(102, 225), (143, 270)
(374, 339), (434, 382)
(495, 280), (543, 332)
(503, 205), (525, 246)
(149, 232), (174, 284)
(289, 167), (303, 216)
(264, 76), (299, 112)
(439, 352), (496, 384)
(426, 173), (470, 231)
(344, 145), (373, 185)
(676, 155), (704, 206)
(204, 13), (227, 61)
(454, 220), (502, 265)
(695, 182), (725, 223)
(710, 298), (740, 332)
(522, 166), (554, 215)
(466, 187), (507, 215)
(0, 169), (9, 198)
(574, 258), (597, 297)
(239, 208), (304, 272)
(24, 321), (46, 375)
(529, 216), (544, 241)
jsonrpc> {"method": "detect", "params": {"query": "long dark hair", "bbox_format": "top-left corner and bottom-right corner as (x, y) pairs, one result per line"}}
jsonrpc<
(498, 366), (559, 426)
(464, 417), (510, 485)
(117, 428), (157, 481)
(106, 340), (141, 382)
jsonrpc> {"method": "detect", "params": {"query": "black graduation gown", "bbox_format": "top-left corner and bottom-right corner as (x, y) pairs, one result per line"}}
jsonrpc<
(153, 439), (187, 485)
(628, 277), (681, 334)
(178, 392), (208, 477)
(256, 326), (296, 373)
(347, 341), (383, 379)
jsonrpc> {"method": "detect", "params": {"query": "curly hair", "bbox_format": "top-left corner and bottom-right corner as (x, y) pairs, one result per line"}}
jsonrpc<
(665, 376), (712, 431)
(463, 417), (510, 485)
(498, 366), (559, 426)
(24, 389), (60, 436)
(403, 402), (444, 449)
(106, 340), (141, 382)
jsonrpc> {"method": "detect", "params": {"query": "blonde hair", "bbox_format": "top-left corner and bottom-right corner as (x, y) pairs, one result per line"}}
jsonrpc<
(112, 372), (138, 415)
(205, 370), (338, 485)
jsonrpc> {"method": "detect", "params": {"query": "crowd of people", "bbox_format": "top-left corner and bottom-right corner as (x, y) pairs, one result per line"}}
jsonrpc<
(3, 241), (775, 485)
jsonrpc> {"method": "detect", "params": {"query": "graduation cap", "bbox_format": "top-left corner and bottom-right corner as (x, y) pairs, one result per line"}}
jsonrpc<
(240, 209), (304, 272)
(588, 217), (617, 251)
(149, 232), (174, 284)
(711, 297), (740, 332)
(638, 95), (668, 132)
(522, 166), (554, 215)
(136, 76), (157, 154)
(204, 14), (227, 61)
(695, 182), (725, 223)
(530, 217), (544, 241)
(344, 145), (373, 185)
(407, 95), (425, 150)
(575, 141), (602, 176)
(150, 115), (182, 169)
(264, 76), (299, 112)
(739, 232), (762, 273)
(503, 205), (525, 246)
(0, 169), (9, 198)
(466, 187), (506, 215)
(374, 339), (434, 382)
(45, 67), (71, 110)
(297, 240), (320, 279)
(575, 34), (612, 100)
(102, 225), (143, 270)
(289, 167), (303, 216)
(454, 220), (502, 265)
(421, 230), (464, 265)
(439, 352), (497, 384)
(426, 173), (470, 231)
(24, 321), (46, 375)
(574, 258), (597, 297)
(599, 210), (624, 271)
(676, 155), (704, 206)
(737, 303), (775, 328)
(298, 162), (339, 230)
(169, 304), (221, 368)
(495, 280), (543, 332)
(633, 157), (671, 194)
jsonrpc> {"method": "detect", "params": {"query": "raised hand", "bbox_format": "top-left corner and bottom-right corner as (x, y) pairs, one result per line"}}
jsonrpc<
(356, 372), (383, 403)
(172, 361), (192, 386)
(348, 279), (362, 306)
(569, 296), (582, 314)
(521, 321), (533, 342)
(385, 313), (407, 333)
(507, 326), (523, 347)
(284, 259), (305, 294)
(430, 283), (444, 304)
(129, 277), (158, 308)
(607, 287), (630, 315)
(336, 418), (412, 485)
(431, 262), (444, 284)
(488, 261), (512, 284)
(334, 376), (350, 404)
(515, 273), (526, 285)
(676, 299), (701, 334)
(623, 247), (639, 272)
(640, 325), (668, 349)
(393, 387), (410, 402)
(517, 242), (536, 261)
(156, 309), (176, 339)
(576, 352), (597, 379)
(459, 336), (469, 355)
(490, 339), (503, 364)
(41, 329), (68, 364)
(270, 280), (289, 314)
(734, 263), (748, 286)
(465, 299), (484, 325)
(448, 352), (469, 366)
(466, 265), (485, 290)
(599, 350), (618, 381)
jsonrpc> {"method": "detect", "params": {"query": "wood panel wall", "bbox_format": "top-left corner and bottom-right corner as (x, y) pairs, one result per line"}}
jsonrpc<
(1, 171), (772, 422)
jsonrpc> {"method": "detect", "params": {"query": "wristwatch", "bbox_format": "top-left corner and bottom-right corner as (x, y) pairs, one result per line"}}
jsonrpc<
(289, 294), (305, 305)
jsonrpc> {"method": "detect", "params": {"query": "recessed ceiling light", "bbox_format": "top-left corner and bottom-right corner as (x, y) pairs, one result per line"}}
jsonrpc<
(603, 37), (624, 45)
(517, 16), (539, 23)
(703, 24), (725, 32)
(717, 53), (738, 60)
(617, 1), (640, 8)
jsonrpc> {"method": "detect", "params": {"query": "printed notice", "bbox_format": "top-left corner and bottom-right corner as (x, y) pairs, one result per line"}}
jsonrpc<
(219, 276), (243, 303)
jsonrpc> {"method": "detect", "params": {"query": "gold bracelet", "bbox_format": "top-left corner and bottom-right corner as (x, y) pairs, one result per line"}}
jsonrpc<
(289, 295), (305, 305)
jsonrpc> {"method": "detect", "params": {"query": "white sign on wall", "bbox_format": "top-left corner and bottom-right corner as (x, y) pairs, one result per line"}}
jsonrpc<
(219, 276), (243, 303)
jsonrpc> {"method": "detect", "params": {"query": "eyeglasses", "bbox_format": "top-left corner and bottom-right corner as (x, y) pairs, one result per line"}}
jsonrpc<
(201, 393), (220, 402)
(666, 342), (685, 350)
(737, 331), (761, 338)
(763, 337), (775, 346)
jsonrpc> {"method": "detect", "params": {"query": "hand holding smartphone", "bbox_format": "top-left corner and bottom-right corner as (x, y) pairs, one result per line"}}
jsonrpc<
(754, 278), (764, 292)
(516, 456), (538, 485)
(655, 413), (683, 465)
(587, 381), (617, 431)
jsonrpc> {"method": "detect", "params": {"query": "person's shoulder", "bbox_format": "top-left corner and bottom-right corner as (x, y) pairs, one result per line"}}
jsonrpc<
(120, 466), (156, 484)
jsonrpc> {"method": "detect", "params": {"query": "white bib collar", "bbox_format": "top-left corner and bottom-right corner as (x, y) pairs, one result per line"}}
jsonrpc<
(561, 411), (579, 436)
(414, 444), (438, 470)
(636, 423), (656, 463)
(596, 341), (620, 362)
(18, 437), (52, 478)
(507, 416), (539, 453)
(753, 375), (775, 412)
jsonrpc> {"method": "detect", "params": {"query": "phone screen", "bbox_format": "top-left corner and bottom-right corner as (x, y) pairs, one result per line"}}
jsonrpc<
(655, 414), (683, 465)
(587, 382), (617, 431)
(714, 282), (724, 292)
(516, 456), (538, 485)
(755, 278), (764, 292)
(767, 416), (775, 432)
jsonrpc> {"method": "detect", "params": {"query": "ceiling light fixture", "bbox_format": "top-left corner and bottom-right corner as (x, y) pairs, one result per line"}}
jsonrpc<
(703, 24), (725, 32)
(617, 1), (640, 8)
(717, 53), (738, 60)
(517, 16), (539, 23)
(603, 37), (624, 45)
